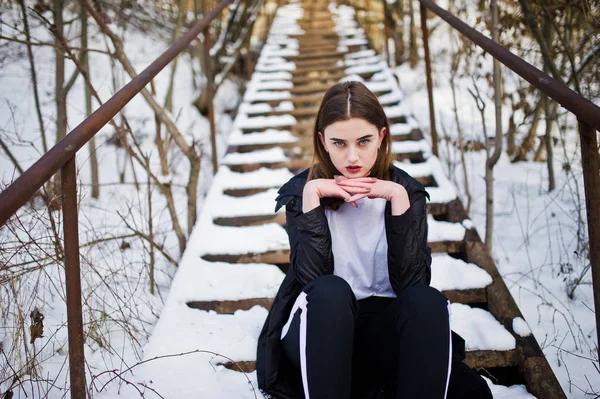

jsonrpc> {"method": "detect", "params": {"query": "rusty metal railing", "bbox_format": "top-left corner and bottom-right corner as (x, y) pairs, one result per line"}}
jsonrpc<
(417, 0), (600, 395)
(0, 0), (232, 396)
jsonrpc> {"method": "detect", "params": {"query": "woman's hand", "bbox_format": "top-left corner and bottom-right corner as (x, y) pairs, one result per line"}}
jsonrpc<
(302, 178), (371, 212)
(334, 176), (410, 215)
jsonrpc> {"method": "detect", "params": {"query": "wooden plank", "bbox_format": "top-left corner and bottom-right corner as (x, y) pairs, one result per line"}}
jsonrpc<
(464, 349), (518, 369)
(220, 348), (518, 374)
(201, 240), (465, 265)
(213, 212), (286, 227)
(442, 288), (486, 304)
(223, 187), (271, 197)
(187, 298), (273, 314)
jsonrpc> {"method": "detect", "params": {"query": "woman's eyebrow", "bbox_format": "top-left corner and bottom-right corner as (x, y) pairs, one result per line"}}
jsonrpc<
(329, 134), (373, 141)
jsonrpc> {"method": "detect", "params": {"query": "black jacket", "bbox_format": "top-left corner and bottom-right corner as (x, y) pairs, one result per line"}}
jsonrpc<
(256, 166), (492, 399)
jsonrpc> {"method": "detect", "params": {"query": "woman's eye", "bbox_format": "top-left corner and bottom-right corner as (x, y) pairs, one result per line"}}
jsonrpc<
(359, 139), (370, 145)
(333, 141), (345, 147)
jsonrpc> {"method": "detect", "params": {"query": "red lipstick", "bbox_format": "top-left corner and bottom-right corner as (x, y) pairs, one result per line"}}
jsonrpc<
(345, 166), (362, 173)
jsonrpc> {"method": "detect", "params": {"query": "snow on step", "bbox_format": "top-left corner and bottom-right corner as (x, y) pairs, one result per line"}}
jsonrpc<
(428, 216), (466, 242)
(249, 71), (293, 82)
(391, 139), (432, 156)
(228, 129), (298, 146)
(257, 56), (289, 65)
(389, 118), (419, 136)
(235, 114), (297, 130)
(212, 189), (282, 218)
(175, 260), (283, 302)
(430, 254), (492, 291)
(261, 45), (299, 58)
(345, 49), (376, 59)
(255, 61), (296, 72)
(394, 156), (458, 204)
(345, 60), (387, 74)
(451, 303), (516, 351)
(141, 306), (267, 398)
(222, 148), (288, 165)
(219, 167), (294, 190)
(384, 103), (412, 119)
(246, 79), (293, 90)
(485, 378), (537, 399)
(343, 55), (381, 66)
(243, 88), (292, 102)
(199, 223), (288, 256)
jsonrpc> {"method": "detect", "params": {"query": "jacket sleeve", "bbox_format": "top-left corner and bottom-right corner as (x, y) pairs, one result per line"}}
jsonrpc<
(283, 198), (334, 287)
(385, 189), (432, 294)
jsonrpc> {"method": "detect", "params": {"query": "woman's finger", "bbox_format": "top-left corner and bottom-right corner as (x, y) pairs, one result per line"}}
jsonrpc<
(345, 193), (369, 206)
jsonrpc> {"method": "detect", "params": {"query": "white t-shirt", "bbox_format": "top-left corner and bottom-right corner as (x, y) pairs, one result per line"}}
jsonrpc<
(324, 197), (396, 300)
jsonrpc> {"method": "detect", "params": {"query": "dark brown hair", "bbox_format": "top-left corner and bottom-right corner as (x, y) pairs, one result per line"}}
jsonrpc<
(308, 81), (393, 209)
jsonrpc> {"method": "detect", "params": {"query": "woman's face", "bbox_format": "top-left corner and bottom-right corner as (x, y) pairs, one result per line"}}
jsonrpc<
(319, 118), (386, 178)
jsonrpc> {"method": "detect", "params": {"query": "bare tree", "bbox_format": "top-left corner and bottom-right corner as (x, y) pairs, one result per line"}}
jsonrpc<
(486, 0), (503, 252)
(80, 0), (100, 198)
(408, 0), (418, 68)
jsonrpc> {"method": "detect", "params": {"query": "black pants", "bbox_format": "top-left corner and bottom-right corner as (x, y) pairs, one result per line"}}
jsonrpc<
(280, 275), (452, 399)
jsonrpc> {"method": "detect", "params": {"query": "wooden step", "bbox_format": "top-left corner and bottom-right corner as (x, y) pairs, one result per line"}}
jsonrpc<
(201, 240), (464, 265)
(226, 151), (426, 173)
(186, 286), (487, 317)
(213, 212), (286, 227)
(218, 349), (517, 374)
(287, 50), (347, 61)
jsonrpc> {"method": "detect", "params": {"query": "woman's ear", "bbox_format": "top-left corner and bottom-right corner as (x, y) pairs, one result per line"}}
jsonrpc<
(318, 131), (328, 152)
(378, 127), (387, 147)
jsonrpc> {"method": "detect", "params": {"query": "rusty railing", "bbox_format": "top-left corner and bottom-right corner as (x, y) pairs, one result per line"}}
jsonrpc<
(0, 0), (233, 396)
(417, 0), (600, 385)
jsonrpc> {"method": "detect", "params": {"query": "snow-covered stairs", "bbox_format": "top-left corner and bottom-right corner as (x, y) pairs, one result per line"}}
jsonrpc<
(140, 0), (565, 397)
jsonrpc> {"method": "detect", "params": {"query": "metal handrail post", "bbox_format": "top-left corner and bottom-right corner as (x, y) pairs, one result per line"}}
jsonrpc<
(61, 156), (86, 397)
(578, 120), (600, 363)
(420, 2), (438, 157)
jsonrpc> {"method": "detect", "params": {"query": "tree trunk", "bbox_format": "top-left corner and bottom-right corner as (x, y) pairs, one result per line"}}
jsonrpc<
(164, 0), (186, 113)
(542, 14), (555, 191)
(80, 0), (100, 198)
(395, 0), (405, 65)
(512, 99), (543, 162)
(506, 113), (516, 157)
(486, 0), (504, 252)
(408, 0), (419, 68)
(53, 0), (67, 197)
(19, 0), (48, 154)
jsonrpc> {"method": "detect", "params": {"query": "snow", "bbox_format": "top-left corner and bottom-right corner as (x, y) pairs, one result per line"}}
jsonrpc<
(227, 129), (298, 146)
(450, 303), (516, 351)
(234, 114), (297, 129)
(218, 167), (294, 190)
(485, 377), (537, 399)
(345, 60), (387, 74)
(211, 189), (283, 217)
(513, 317), (532, 337)
(392, 139), (432, 156)
(243, 89), (292, 102)
(430, 254), (493, 291)
(428, 216), (467, 242)
(222, 147), (288, 165)
(394, 156), (458, 204)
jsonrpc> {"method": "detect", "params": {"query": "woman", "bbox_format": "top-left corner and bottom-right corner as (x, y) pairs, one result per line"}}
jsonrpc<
(256, 81), (491, 399)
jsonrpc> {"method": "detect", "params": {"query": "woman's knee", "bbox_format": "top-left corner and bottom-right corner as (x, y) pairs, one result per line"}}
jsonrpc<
(397, 285), (449, 317)
(304, 275), (356, 310)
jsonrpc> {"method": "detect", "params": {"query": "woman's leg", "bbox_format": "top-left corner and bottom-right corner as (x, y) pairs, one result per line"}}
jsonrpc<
(353, 285), (452, 399)
(281, 275), (358, 399)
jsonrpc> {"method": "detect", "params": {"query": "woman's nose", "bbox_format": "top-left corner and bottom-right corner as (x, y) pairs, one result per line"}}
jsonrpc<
(347, 146), (359, 162)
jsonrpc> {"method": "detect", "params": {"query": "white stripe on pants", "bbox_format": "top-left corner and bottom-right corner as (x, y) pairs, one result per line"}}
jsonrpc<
(281, 292), (310, 399)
